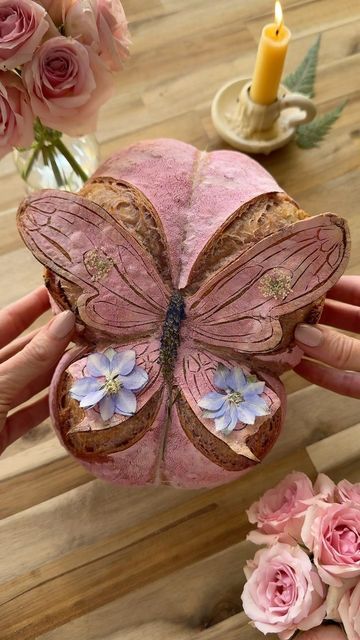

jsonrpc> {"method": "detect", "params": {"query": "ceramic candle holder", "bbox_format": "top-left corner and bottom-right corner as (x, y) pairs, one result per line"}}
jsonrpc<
(211, 78), (317, 154)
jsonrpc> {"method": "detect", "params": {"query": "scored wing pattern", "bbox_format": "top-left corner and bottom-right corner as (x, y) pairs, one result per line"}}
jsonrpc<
(18, 191), (170, 338)
(186, 215), (349, 352)
(18, 188), (350, 486)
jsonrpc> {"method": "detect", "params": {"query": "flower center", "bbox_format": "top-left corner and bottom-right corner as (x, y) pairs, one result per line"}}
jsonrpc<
(104, 376), (121, 395)
(228, 391), (244, 405)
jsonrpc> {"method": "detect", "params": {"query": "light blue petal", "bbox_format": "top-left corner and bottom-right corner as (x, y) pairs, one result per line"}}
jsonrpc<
(243, 399), (270, 417)
(202, 404), (227, 419)
(214, 405), (238, 433)
(214, 365), (231, 391)
(86, 353), (110, 377)
(70, 377), (102, 400)
(115, 389), (136, 416)
(79, 387), (107, 408)
(237, 404), (256, 425)
(198, 391), (226, 411)
(225, 367), (246, 392)
(110, 350), (136, 376)
(243, 392), (268, 407)
(120, 366), (148, 391)
(103, 347), (117, 362)
(99, 395), (116, 421)
(243, 381), (265, 397)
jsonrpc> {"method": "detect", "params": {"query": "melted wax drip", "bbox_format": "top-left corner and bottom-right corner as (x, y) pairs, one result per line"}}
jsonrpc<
(159, 290), (185, 380)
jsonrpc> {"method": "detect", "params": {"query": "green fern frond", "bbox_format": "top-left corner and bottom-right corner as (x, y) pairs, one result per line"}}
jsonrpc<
(295, 100), (347, 149)
(283, 35), (321, 98)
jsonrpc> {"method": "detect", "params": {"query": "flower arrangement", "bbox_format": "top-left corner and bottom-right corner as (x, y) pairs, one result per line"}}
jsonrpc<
(0, 0), (130, 188)
(242, 471), (360, 639)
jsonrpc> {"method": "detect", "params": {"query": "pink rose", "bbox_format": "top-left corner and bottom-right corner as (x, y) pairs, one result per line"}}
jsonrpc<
(302, 502), (360, 586)
(314, 473), (336, 502)
(35, 1), (75, 25)
(338, 581), (360, 640)
(0, 0), (49, 70)
(336, 479), (360, 506)
(247, 471), (316, 545)
(325, 578), (358, 621)
(65, 0), (130, 71)
(23, 36), (114, 136)
(241, 543), (326, 639)
(299, 626), (347, 640)
(0, 71), (34, 158)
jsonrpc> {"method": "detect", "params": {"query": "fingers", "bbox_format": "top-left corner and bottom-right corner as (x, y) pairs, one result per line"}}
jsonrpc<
(0, 328), (40, 364)
(0, 395), (49, 454)
(295, 324), (360, 372)
(0, 310), (75, 422)
(0, 287), (49, 348)
(320, 299), (360, 332)
(294, 359), (360, 398)
(299, 627), (346, 640)
(327, 275), (360, 306)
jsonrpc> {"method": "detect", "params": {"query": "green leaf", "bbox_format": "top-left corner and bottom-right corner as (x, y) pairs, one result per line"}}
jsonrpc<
(295, 100), (347, 149)
(283, 35), (321, 98)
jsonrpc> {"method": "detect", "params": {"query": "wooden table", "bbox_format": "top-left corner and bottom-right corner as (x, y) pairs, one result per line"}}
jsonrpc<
(0, 1), (360, 638)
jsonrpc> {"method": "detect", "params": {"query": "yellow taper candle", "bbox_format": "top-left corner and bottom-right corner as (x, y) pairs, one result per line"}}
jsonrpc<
(250, 1), (291, 106)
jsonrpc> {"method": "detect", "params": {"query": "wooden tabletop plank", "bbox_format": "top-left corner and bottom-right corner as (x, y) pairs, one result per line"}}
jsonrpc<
(0, 0), (359, 638)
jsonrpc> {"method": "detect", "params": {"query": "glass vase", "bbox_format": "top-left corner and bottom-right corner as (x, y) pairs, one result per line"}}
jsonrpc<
(13, 125), (100, 193)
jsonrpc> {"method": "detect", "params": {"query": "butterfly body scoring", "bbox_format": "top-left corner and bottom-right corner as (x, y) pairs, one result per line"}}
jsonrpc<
(17, 140), (350, 488)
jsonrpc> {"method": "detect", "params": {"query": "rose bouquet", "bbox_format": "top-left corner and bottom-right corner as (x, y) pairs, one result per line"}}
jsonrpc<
(0, 0), (130, 189)
(241, 472), (360, 639)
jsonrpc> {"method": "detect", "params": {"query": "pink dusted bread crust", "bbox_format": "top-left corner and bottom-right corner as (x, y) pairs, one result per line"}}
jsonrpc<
(92, 138), (284, 288)
(17, 138), (350, 489)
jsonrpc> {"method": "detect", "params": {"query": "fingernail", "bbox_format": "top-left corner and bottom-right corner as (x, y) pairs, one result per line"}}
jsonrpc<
(48, 311), (75, 339)
(295, 324), (324, 347)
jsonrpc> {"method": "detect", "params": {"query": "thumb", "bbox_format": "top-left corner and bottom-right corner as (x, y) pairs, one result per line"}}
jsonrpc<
(295, 324), (360, 372)
(1, 310), (75, 403)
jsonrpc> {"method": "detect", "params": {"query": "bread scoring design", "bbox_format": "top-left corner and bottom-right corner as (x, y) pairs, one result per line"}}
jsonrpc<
(17, 139), (350, 488)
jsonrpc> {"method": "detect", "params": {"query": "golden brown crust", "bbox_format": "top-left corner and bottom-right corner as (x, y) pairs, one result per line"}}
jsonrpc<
(58, 370), (164, 458)
(185, 193), (308, 294)
(176, 391), (281, 472)
(80, 178), (173, 287)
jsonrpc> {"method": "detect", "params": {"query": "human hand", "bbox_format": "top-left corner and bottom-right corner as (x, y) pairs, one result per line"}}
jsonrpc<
(295, 276), (360, 398)
(298, 626), (346, 640)
(0, 287), (75, 454)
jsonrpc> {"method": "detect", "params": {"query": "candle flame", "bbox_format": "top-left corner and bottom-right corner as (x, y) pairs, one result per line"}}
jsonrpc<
(274, 1), (283, 30)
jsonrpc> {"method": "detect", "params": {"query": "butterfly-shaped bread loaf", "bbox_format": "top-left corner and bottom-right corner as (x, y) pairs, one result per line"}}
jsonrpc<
(17, 139), (350, 488)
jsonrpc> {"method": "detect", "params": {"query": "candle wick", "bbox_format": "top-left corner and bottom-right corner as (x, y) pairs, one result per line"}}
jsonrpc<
(276, 27), (279, 36)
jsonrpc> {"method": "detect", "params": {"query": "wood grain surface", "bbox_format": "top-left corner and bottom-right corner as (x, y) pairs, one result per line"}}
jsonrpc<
(0, 1), (359, 638)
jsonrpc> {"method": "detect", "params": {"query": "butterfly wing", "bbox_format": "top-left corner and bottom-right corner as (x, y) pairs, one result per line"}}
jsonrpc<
(51, 338), (167, 486)
(17, 191), (170, 340)
(186, 214), (350, 353)
(165, 347), (283, 482)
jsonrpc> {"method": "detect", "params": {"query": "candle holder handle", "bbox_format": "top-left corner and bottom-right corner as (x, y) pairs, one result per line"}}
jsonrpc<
(278, 92), (317, 127)
(211, 77), (318, 154)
